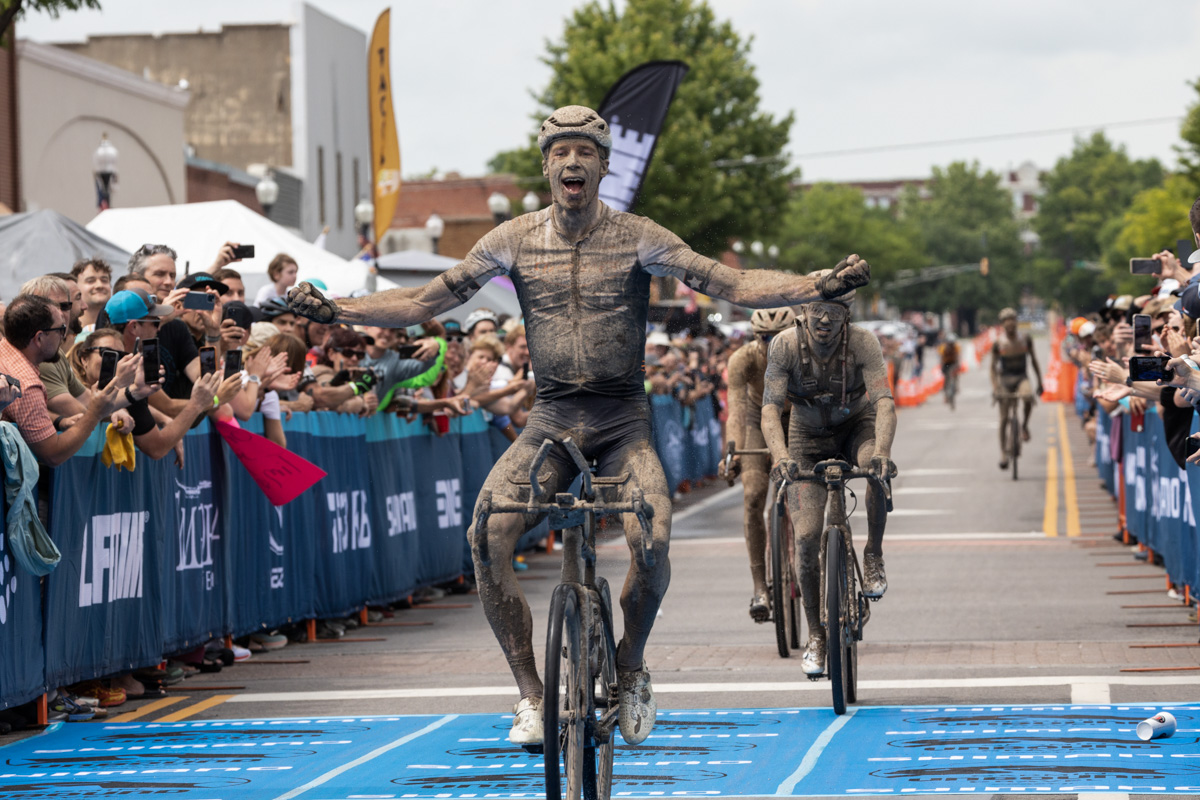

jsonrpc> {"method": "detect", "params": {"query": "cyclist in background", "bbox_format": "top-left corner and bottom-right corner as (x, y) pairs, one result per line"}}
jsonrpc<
(760, 278), (897, 676)
(719, 307), (795, 623)
(939, 333), (962, 408)
(990, 308), (1042, 469)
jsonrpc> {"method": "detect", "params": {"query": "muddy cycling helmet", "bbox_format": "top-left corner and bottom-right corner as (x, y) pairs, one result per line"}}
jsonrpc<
(538, 106), (612, 158)
(750, 307), (796, 335)
(259, 296), (292, 318)
(999, 307), (1018, 321)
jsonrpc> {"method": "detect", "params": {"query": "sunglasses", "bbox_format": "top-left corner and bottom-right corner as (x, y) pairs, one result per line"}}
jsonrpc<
(808, 302), (850, 321)
(57, 301), (74, 312)
(333, 347), (365, 359)
(84, 346), (124, 357)
(40, 325), (67, 338)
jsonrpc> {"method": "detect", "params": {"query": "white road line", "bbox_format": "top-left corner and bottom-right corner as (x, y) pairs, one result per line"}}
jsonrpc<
(892, 487), (966, 495)
(901, 469), (975, 477)
(227, 675), (1200, 704)
(269, 713), (456, 800)
(657, 531), (1049, 547)
(775, 707), (857, 795)
(672, 486), (741, 523)
(849, 508), (951, 517)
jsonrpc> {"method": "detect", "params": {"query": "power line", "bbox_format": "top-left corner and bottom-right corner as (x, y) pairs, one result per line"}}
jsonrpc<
(792, 116), (1183, 160)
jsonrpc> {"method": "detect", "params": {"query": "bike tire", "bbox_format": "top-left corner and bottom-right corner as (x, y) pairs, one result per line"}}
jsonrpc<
(769, 494), (792, 658)
(825, 526), (850, 716)
(544, 584), (587, 800)
(787, 509), (803, 651)
(1009, 413), (1021, 481)
(588, 578), (618, 800)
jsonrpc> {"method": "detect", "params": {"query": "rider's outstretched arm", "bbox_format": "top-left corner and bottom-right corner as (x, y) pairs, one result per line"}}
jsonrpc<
(638, 223), (870, 307)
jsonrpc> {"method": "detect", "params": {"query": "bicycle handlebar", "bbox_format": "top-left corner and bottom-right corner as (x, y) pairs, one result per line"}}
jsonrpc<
(722, 441), (771, 486)
(773, 458), (895, 513)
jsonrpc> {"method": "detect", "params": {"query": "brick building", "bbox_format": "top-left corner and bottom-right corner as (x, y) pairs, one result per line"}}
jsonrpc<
(383, 174), (538, 259)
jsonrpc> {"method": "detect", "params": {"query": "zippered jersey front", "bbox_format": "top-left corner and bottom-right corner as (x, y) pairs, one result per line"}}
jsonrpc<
(440, 203), (719, 401)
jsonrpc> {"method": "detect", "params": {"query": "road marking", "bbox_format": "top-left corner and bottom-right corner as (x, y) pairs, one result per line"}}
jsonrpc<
(270, 714), (456, 800)
(901, 469), (975, 477)
(660, 531), (1049, 547)
(1058, 404), (1081, 537)
(849, 508), (951, 517)
(1072, 683), (1111, 704)
(225, 675), (1200, 703)
(673, 486), (741, 523)
(156, 694), (236, 722)
(1045, 444), (1059, 537)
(891, 487), (965, 496)
(105, 696), (187, 722)
(775, 707), (857, 795)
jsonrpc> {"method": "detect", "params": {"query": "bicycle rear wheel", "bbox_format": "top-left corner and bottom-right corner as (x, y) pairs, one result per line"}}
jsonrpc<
(586, 578), (618, 800)
(824, 526), (852, 715)
(544, 584), (588, 800)
(769, 493), (794, 658)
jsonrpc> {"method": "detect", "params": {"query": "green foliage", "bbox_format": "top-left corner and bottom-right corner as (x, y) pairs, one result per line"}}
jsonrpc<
(0, 0), (101, 46)
(486, 0), (793, 257)
(1176, 76), (1200, 190)
(890, 161), (1025, 314)
(773, 183), (924, 295)
(1102, 173), (1197, 295)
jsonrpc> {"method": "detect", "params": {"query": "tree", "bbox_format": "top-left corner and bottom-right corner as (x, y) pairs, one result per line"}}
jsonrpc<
(892, 161), (1025, 324)
(0, 0), (101, 46)
(1175, 76), (1200, 192)
(488, 0), (793, 258)
(773, 183), (924, 299)
(1104, 173), (1196, 295)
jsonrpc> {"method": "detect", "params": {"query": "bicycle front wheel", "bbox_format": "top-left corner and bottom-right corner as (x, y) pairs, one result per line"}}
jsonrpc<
(587, 578), (618, 800)
(544, 584), (588, 800)
(769, 493), (794, 658)
(824, 526), (852, 715)
(1008, 412), (1021, 481)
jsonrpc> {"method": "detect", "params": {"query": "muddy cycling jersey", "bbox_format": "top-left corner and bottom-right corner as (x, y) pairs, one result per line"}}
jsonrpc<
(438, 203), (720, 401)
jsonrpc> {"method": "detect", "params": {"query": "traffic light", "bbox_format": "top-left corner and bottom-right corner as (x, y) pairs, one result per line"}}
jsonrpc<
(979, 257), (989, 276)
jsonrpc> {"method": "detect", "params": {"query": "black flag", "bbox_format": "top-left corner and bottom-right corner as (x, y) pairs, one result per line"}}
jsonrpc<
(597, 60), (689, 212)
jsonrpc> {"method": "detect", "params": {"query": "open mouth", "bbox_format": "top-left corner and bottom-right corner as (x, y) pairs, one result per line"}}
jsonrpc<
(561, 176), (586, 196)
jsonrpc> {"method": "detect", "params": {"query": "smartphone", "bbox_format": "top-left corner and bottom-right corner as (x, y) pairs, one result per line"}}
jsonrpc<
(222, 302), (254, 330)
(1178, 239), (1195, 266)
(1130, 258), (1160, 275)
(395, 344), (420, 359)
(140, 339), (160, 385)
(348, 368), (366, 383)
(199, 346), (217, 376)
(98, 349), (120, 389)
(231, 244), (255, 260)
(1128, 355), (1173, 383)
(1132, 313), (1152, 353)
(1186, 436), (1200, 459)
(223, 350), (243, 379)
(183, 291), (216, 310)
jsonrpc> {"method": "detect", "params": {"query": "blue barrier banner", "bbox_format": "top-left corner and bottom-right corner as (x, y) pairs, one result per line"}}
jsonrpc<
(684, 398), (716, 481)
(160, 420), (229, 653)
(650, 394), (686, 492)
(1094, 407), (1117, 497)
(0, 497), (44, 709)
(224, 416), (316, 635)
(364, 414), (421, 605)
(410, 424), (466, 587)
(44, 427), (165, 687)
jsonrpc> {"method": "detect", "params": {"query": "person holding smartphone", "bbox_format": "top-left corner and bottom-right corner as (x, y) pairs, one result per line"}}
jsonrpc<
(360, 325), (441, 411)
(307, 327), (379, 415)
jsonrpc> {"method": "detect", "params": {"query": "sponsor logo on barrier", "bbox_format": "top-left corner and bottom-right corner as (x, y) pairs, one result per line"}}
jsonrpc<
(437, 479), (462, 529)
(175, 480), (218, 581)
(661, 418), (684, 482)
(387, 491), (417, 537)
(269, 508), (285, 590)
(0, 531), (15, 626)
(78, 512), (147, 608)
(0, 777), (251, 798)
(328, 491), (372, 554)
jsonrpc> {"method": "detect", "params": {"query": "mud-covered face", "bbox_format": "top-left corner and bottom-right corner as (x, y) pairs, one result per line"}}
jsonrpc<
(803, 302), (849, 346)
(542, 137), (608, 211)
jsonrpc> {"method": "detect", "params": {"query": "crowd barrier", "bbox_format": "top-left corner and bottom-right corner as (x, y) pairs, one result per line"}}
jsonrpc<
(0, 397), (721, 710)
(1093, 406), (1199, 599)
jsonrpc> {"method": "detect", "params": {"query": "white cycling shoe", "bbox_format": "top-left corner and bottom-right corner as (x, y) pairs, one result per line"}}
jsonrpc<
(617, 663), (657, 744)
(862, 552), (888, 599)
(801, 635), (826, 676)
(509, 697), (543, 745)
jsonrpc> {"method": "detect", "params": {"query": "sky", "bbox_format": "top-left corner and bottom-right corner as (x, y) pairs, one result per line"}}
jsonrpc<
(18, 0), (1200, 184)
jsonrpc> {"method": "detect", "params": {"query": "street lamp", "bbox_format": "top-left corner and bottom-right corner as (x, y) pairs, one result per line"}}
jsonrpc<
(255, 170), (279, 218)
(354, 197), (374, 241)
(750, 240), (764, 258)
(93, 133), (118, 210)
(731, 240), (745, 254)
(522, 190), (540, 213)
(425, 212), (445, 255)
(767, 244), (779, 265)
(487, 191), (511, 225)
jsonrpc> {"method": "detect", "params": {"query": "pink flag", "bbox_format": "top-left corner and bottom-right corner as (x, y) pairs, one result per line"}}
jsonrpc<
(215, 420), (327, 506)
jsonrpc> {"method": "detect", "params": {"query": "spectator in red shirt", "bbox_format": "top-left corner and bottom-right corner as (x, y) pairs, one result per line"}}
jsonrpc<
(0, 295), (122, 466)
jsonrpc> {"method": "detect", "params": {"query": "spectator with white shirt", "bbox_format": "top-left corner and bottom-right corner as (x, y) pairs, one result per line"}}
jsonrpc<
(254, 254), (299, 308)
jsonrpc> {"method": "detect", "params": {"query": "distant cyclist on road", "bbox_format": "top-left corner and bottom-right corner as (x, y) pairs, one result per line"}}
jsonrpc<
(760, 279), (897, 676)
(939, 332), (962, 408)
(287, 105), (871, 747)
(719, 307), (795, 623)
(990, 308), (1042, 469)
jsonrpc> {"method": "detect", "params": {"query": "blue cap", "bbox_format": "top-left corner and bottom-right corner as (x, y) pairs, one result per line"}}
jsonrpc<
(1174, 282), (1200, 318)
(308, 278), (328, 292)
(105, 288), (172, 325)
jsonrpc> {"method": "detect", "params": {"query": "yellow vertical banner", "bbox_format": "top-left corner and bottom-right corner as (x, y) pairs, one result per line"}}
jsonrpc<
(368, 9), (401, 245)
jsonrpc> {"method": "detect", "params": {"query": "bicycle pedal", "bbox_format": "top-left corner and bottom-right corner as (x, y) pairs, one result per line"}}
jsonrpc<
(520, 743), (544, 755)
(805, 673), (824, 682)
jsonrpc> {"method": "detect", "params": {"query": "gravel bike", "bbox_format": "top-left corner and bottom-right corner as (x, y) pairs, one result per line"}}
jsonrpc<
(942, 363), (959, 410)
(996, 389), (1024, 481)
(784, 458), (893, 715)
(474, 437), (656, 800)
(724, 443), (802, 657)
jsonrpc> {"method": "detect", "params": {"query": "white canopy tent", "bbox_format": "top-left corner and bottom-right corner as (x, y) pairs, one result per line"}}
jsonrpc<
(87, 200), (371, 300)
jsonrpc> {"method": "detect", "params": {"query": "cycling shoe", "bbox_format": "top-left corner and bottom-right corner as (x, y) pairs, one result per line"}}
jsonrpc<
(801, 635), (826, 675)
(749, 593), (770, 623)
(617, 662), (656, 744)
(508, 697), (543, 745)
(862, 553), (887, 599)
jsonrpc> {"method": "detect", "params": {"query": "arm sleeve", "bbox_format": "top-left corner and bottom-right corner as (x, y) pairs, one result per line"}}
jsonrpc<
(762, 335), (796, 410)
(636, 218), (721, 295)
(855, 329), (893, 403)
(438, 225), (516, 303)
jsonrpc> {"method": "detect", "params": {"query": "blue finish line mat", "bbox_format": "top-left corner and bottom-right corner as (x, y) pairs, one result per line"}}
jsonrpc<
(1, 704), (1199, 798)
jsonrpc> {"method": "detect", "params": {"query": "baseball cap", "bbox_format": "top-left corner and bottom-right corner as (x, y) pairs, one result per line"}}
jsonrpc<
(1077, 321), (1096, 338)
(464, 308), (498, 334)
(1175, 282), (1200, 318)
(1189, 248), (1200, 264)
(1069, 317), (1088, 336)
(105, 288), (173, 325)
(443, 319), (462, 336)
(177, 273), (230, 295)
(647, 331), (671, 347)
